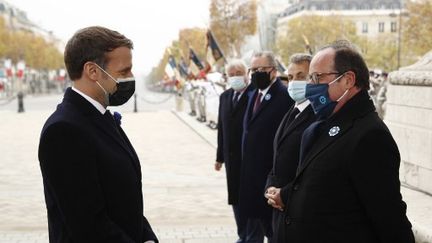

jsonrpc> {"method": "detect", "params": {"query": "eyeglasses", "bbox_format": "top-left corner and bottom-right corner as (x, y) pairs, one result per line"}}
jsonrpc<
(248, 66), (274, 73)
(308, 72), (341, 84)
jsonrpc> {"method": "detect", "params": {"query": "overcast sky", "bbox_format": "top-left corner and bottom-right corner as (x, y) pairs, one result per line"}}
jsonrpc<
(8, 0), (210, 78)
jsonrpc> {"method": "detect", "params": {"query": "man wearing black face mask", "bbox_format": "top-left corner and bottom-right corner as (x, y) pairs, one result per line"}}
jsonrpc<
(38, 26), (158, 243)
(238, 51), (293, 242)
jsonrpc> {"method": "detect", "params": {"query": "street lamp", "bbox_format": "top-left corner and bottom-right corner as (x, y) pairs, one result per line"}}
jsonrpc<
(390, 10), (409, 70)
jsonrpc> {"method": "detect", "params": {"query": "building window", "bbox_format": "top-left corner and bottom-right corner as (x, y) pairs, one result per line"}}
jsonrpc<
(379, 22), (385, 32)
(362, 22), (368, 33)
(391, 22), (397, 32)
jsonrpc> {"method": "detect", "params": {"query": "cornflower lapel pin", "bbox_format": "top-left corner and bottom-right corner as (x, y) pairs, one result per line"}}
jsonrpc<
(113, 111), (122, 126)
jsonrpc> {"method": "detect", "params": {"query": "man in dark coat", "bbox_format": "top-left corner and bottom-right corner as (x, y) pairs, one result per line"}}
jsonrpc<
(239, 51), (293, 242)
(264, 53), (316, 243)
(282, 41), (415, 243)
(215, 59), (254, 242)
(38, 26), (158, 243)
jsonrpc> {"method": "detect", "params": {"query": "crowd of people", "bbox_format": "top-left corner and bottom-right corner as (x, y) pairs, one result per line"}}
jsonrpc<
(37, 25), (414, 243)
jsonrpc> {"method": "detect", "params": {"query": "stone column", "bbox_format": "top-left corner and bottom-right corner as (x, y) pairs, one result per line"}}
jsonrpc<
(385, 50), (432, 194)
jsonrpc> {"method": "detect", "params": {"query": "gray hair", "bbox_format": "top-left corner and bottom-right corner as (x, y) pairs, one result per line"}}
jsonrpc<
(225, 59), (248, 73)
(252, 51), (277, 67)
(289, 53), (312, 65)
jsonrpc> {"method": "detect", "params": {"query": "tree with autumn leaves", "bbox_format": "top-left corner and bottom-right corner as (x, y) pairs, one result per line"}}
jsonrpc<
(209, 0), (257, 57)
(0, 16), (63, 70)
(275, 0), (432, 72)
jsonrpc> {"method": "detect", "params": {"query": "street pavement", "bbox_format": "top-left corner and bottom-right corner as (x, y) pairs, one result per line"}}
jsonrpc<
(0, 91), (237, 243)
(1, 90), (432, 242)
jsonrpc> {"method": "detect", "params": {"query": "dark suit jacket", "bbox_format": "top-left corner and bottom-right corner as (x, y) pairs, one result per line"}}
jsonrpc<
(265, 104), (316, 243)
(283, 90), (414, 243)
(216, 85), (253, 205)
(38, 88), (158, 243)
(240, 79), (293, 219)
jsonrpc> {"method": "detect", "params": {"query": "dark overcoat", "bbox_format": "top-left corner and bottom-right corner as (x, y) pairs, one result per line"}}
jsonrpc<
(282, 90), (414, 243)
(240, 79), (293, 219)
(38, 88), (157, 243)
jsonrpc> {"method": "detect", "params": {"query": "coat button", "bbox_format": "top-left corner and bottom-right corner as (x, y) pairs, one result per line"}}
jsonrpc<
(293, 184), (299, 191)
(285, 216), (291, 225)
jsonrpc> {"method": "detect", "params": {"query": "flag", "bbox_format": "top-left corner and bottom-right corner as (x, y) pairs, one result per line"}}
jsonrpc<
(206, 30), (224, 66)
(276, 59), (287, 74)
(164, 55), (176, 79)
(302, 34), (313, 55)
(178, 57), (189, 78)
(189, 48), (204, 76)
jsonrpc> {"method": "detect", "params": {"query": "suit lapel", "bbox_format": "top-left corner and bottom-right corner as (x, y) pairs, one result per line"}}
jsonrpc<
(64, 88), (141, 175)
(248, 80), (281, 125)
(296, 117), (354, 176)
(277, 105), (313, 148)
(91, 114), (141, 175)
(295, 90), (376, 177)
(274, 107), (293, 148)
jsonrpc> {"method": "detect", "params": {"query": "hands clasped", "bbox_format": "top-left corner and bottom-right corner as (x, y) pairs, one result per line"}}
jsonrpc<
(265, 187), (284, 211)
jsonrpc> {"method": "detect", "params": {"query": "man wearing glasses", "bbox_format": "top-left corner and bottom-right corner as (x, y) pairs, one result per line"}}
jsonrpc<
(238, 51), (293, 242)
(282, 41), (415, 242)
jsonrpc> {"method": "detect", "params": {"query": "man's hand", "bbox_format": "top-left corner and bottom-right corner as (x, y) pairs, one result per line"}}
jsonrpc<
(265, 187), (284, 211)
(215, 162), (223, 171)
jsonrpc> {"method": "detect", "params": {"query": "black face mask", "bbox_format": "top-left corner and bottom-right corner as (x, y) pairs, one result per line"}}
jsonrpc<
(251, 70), (272, 90)
(95, 63), (135, 106)
(109, 78), (135, 106)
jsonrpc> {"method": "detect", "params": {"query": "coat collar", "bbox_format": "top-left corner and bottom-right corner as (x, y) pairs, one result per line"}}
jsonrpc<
(62, 88), (141, 176)
(230, 85), (253, 114)
(276, 105), (314, 148)
(296, 90), (376, 175)
(247, 79), (283, 124)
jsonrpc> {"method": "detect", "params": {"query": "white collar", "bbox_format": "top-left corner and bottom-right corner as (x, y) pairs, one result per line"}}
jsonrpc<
(72, 87), (106, 114)
(295, 99), (310, 113)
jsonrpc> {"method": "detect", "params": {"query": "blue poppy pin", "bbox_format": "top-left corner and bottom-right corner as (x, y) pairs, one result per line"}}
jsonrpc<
(264, 93), (271, 101)
(328, 126), (340, 137)
(113, 111), (122, 126)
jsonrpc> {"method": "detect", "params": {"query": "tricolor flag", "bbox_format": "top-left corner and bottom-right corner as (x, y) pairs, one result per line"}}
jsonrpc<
(189, 48), (204, 76)
(206, 30), (225, 66)
(164, 55), (177, 79)
(178, 57), (189, 78)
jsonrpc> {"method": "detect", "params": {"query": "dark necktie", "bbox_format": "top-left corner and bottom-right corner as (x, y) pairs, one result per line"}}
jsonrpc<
(253, 92), (262, 114)
(232, 91), (240, 108)
(298, 119), (326, 170)
(287, 107), (300, 125)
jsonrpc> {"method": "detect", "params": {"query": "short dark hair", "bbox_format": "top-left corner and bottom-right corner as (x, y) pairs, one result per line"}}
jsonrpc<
(64, 26), (133, 80)
(289, 53), (312, 65)
(320, 40), (369, 90)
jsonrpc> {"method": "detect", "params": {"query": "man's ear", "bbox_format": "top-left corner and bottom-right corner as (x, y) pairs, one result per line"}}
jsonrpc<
(344, 71), (356, 89)
(83, 62), (98, 82)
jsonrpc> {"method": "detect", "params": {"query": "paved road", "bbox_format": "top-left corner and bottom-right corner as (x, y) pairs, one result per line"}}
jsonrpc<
(0, 91), (237, 242)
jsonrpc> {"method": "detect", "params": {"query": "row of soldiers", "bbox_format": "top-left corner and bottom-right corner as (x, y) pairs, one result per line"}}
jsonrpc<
(212, 40), (415, 243)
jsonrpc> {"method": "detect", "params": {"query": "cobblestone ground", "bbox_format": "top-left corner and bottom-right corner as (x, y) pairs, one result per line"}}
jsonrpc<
(0, 94), (237, 242)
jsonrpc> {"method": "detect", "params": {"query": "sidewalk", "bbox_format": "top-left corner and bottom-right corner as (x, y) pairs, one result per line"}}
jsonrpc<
(0, 108), (236, 243)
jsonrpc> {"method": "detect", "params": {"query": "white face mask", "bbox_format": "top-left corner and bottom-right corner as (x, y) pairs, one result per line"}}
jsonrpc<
(228, 76), (247, 91)
(287, 80), (308, 103)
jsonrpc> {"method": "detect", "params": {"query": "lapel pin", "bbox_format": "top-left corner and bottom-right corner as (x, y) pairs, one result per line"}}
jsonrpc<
(328, 126), (340, 137)
(264, 93), (271, 101)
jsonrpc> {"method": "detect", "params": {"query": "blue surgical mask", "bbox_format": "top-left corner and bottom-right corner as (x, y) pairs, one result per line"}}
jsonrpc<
(287, 80), (307, 103)
(305, 74), (348, 119)
(228, 76), (247, 91)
